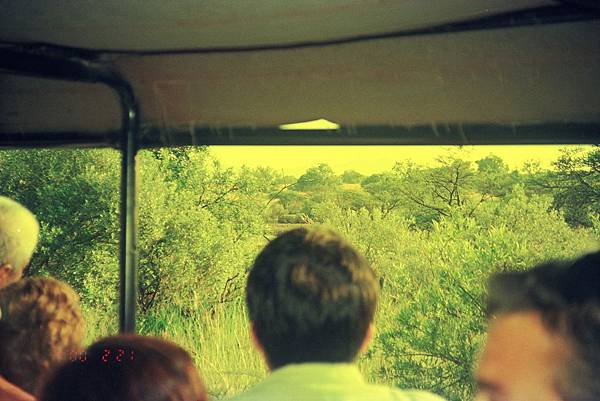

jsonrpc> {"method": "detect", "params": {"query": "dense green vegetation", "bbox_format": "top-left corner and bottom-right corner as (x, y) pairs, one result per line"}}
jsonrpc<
(1, 146), (598, 400)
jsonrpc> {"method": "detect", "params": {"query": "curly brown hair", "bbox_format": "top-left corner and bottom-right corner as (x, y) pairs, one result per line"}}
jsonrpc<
(0, 276), (84, 394)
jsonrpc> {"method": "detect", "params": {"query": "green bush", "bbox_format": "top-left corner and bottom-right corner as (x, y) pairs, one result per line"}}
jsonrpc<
(321, 185), (597, 401)
(1, 147), (598, 401)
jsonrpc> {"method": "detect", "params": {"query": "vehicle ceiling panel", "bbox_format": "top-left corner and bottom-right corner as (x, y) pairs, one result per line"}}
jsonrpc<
(0, 1), (598, 143)
(114, 21), (600, 128)
(0, 75), (120, 134)
(0, 0), (552, 50)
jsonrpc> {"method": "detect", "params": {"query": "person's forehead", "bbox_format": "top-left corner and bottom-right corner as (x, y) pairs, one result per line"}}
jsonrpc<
(477, 311), (570, 395)
(486, 312), (561, 354)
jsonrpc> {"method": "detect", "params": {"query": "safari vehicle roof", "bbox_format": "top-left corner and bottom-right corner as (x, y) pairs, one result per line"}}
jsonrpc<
(1, 0), (599, 146)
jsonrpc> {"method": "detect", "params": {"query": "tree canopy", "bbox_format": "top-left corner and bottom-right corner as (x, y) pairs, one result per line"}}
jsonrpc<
(0, 145), (597, 401)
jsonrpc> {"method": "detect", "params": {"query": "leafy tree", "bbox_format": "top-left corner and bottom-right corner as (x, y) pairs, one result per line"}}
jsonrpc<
(393, 155), (505, 224)
(265, 173), (300, 217)
(549, 147), (600, 227)
(0, 149), (121, 308)
(363, 156), (484, 226)
(319, 184), (597, 401)
(275, 174), (298, 185)
(423, 156), (475, 208)
(334, 188), (375, 212)
(2, 146), (598, 401)
(475, 154), (508, 174)
(471, 154), (521, 203)
(341, 169), (364, 184)
(273, 190), (306, 214)
(136, 148), (267, 312)
(295, 163), (340, 191)
(0, 148), (266, 314)
(362, 172), (406, 217)
(239, 166), (283, 195)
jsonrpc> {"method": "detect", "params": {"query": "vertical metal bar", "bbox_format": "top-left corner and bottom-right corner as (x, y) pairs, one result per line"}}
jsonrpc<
(118, 84), (139, 333)
(0, 45), (141, 333)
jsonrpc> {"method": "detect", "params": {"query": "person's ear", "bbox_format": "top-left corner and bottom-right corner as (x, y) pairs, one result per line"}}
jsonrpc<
(0, 264), (14, 288)
(359, 323), (375, 355)
(249, 322), (272, 370)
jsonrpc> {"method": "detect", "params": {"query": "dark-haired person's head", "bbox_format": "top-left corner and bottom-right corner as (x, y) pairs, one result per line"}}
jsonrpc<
(476, 251), (600, 401)
(40, 334), (207, 401)
(246, 227), (379, 369)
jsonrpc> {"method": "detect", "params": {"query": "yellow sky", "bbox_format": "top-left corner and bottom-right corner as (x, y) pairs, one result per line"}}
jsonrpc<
(209, 145), (588, 176)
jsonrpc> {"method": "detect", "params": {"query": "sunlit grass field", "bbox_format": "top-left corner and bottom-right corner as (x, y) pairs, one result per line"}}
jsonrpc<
(83, 288), (403, 400)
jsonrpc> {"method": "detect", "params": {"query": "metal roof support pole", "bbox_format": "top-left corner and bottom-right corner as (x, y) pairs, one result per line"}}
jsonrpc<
(117, 83), (139, 334)
(0, 45), (140, 332)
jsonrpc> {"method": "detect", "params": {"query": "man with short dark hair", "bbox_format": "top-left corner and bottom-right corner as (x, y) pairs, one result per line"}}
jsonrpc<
(475, 251), (600, 401)
(230, 227), (445, 401)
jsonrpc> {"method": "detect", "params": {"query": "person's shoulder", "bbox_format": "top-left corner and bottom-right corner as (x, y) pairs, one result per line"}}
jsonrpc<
(389, 388), (447, 401)
(403, 390), (446, 401)
(226, 392), (266, 401)
(226, 377), (448, 401)
(225, 385), (268, 401)
(369, 384), (447, 401)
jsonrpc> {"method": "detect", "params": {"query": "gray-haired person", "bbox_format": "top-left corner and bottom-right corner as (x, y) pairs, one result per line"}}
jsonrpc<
(0, 196), (39, 289)
(0, 196), (39, 401)
(475, 251), (600, 401)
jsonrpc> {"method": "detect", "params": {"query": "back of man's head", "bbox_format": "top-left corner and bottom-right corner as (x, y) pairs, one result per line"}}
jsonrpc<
(484, 251), (600, 401)
(0, 197), (39, 287)
(246, 227), (379, 369)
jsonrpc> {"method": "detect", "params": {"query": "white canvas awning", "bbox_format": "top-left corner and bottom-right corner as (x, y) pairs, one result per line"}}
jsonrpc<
(1, 0), (599, 143)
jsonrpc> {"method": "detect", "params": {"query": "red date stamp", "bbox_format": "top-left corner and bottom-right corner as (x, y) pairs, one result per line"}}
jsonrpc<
(69, 348), (135, 363)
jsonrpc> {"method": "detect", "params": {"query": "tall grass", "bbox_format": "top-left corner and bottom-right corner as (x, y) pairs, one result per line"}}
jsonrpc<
(82, 304), (118, 345)
(82, 293), (405, 400)
(84, 302), (266, 399)
(140, 302), (266, 400)
(78, 202), (599, 400)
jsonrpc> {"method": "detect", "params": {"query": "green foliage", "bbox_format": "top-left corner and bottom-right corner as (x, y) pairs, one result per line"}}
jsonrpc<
(0, 149), (121, 308)
(362, 156), (488, 227)
(295, 163), (340, 191)
(362, 172), (406, 217)
(334, 188), (375, 212)
(276, 213), (312, 224)
(1, 147), (598, 401)
(341, 169), (364, 184)
(273, 190), (305, 213)
(136, 148), (268, 312)
(319, 185), (597, 401)
(550, 146), (600, 227)
(424, 155), (476, 208)
(0, 148), (267, 314)
(475, 155), (519, 198)
(476, 154), (508, 174)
